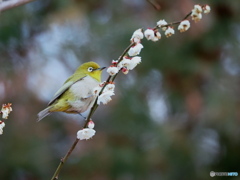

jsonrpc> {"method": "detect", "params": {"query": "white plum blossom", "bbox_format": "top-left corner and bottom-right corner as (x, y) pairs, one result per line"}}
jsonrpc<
(1, 103), (12, 119)
(0, 121), (5, 135)
(165, 27), (175, 37)
(128, 56), (141, 70)
(107, 66), (119, 76)
(96, 82), (115, 105)
(131, 28), (144, 39)
(105, 83), (115, 91)
(77, 128), (96, 140)
(157, 19), (168, 31)
(131, 37), (140, 44)
(193, 4), (203, 14)
(128, 43), (143, 56)
(2, 111), (9, 119)
(121, 58), (131, 67)
(203, 5), (211, 14)
(191, 4), (203, 22)
(87, 120), (95, 129)
(117, 57), (130, 70)
(191, 11), (202, 22)
(117, 61), (123, 70)
(119, 56), (141, 71)
(97, 90), (115, 105)
(93, 82), (115, 99)
(112, 60), (118, 65)
(144, 29), (155, 40)
(178, 20), (190, 32)
(130, 28), (144, 43)
(144, 29), (161, 42)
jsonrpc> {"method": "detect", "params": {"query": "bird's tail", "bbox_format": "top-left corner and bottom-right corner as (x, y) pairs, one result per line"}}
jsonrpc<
(37, 107), (51, 122)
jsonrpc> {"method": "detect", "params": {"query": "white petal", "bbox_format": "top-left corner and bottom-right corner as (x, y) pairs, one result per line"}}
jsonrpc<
(165, 27), (175, 37)
(88, 120), (95, 129)
(97, 91), (115, 105)
(2, 111), (9, 119)
(117, 61), (123, 70)
(131, 37), (141, 43)
(144, 29), (155, 40)
(130, 29), (144, 42)
(0, 122), (5, 128)
(203, 5), (211, 14)
(105, 83), (115, 92)
(112, 60), (118, 64)
(77, 128), (96, 140)
(131, 28), (144, 39)
(191, 11), (202, 22)
(121, 59), (131, 67)
(157, 19), (168, 31)
(128, 43), (144, 56)
(0, 122), (5, 135)
(178, 20), (190, 32)
(1, 104), (12, 119)
(193, 4), (202, 13)
(107, 66), (119, 76)
(128, 56), (141, 70)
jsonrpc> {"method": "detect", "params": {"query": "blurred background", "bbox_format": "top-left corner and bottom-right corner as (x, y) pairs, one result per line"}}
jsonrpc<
(0, 0), (240, 179)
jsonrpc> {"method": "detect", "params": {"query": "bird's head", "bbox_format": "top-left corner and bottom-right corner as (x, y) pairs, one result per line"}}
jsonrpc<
(76, 62), (105, 82)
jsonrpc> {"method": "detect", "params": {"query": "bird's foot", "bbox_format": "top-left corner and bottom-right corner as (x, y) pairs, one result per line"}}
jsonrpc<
(78, 113), (87, 120)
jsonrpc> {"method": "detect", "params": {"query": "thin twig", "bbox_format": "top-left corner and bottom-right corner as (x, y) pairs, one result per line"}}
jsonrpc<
(118, 42), (135, 62)
(0, 0), (35, 12)
(146, 0), (161, 11)
(182, 11), (192, 21)
(153, 11), (192, 31)
(51, 138), (79, 180)
(110, 42), (135, 82)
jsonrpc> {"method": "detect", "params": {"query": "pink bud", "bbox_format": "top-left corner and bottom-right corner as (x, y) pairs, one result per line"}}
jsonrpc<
(88, 120), (95, 129)
(121, 67), (129, 74)
(112, 60), (118, 65)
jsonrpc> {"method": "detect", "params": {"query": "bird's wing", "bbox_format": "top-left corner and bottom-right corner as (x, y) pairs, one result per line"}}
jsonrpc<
(48, 76), (86, 106)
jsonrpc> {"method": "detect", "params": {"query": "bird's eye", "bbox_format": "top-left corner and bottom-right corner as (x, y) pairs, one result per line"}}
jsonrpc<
(88, 67), (93, 72)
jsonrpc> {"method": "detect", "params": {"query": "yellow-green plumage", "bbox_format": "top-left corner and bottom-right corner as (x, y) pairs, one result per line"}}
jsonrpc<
(37, 62), (105, 121)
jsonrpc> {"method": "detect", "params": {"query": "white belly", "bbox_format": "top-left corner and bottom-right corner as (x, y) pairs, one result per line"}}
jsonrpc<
(68, 76), (99, 113)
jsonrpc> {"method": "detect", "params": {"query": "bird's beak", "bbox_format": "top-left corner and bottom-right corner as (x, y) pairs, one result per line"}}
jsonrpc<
(94, 67), (106, 71)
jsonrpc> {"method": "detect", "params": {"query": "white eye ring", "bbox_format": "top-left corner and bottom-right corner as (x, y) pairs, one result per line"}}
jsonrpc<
(88, 67), (93, 72)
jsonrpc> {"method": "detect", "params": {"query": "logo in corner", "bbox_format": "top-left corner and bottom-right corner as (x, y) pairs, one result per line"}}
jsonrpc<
(210, 171), (215, 177)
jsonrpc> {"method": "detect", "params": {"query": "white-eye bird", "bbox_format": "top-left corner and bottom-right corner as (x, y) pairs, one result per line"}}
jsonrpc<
(37, 61), (105, 121)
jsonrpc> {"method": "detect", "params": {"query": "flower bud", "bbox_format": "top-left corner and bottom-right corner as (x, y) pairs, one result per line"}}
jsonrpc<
(178, 20), (190, 33)
(203, 5), (211, 14)
(165, 27), (175, 38)
(121, 67), (129, 74)
(88, 120), (95, 129)
(157, 19), (168, 31)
